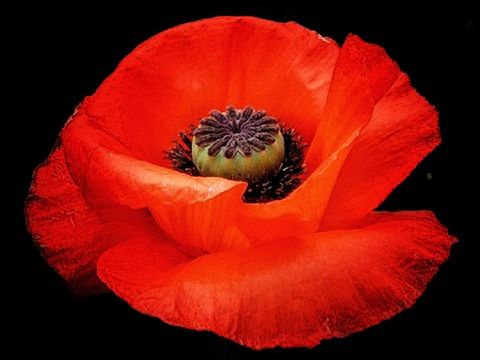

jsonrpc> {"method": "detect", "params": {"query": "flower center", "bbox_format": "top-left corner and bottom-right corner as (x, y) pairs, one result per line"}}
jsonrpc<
(191, 106), (285, 181)
(166, 106), (307, 203)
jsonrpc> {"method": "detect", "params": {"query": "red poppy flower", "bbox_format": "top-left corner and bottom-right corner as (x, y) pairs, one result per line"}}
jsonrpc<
(26, 17), (456, 349)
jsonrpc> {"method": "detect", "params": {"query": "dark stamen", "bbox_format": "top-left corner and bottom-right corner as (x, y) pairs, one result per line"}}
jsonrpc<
(165, 129), (199, 177)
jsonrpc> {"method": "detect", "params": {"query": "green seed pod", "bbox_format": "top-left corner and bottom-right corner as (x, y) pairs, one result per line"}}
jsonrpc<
(192, 131), (285, 181)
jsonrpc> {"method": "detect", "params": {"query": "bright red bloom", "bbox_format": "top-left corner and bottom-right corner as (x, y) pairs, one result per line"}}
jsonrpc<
(26, 17), (456, 349)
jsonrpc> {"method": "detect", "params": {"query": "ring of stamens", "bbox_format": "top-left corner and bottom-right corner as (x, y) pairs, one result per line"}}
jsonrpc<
(167, 106), (307, 203)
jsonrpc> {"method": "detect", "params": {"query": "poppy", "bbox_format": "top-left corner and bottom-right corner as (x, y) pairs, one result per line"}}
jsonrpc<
(26, 17), (456, 349)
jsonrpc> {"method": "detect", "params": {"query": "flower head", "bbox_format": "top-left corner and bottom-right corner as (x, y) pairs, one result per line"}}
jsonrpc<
(26, 17), (456, 349)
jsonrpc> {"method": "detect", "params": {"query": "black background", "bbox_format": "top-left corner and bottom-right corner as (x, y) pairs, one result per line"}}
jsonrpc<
(5, 1), (476, 358)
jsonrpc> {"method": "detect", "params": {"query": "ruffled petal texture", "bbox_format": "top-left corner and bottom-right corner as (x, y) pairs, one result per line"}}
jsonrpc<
(25, 147), (164, 295)
(321, 73), (440, 229)
(79, 16), (340, 167)
(239, 34), (401, 241)
(98, 211), (455, 349)
(61, 108), (248, 255)
(305, 34), (400, 169)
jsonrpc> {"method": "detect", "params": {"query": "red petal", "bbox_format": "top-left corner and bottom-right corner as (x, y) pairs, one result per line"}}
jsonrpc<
(98, 211), (456, 349)
(321, 73), (440, 229)
(241, 35), (402, 236)
(25, 147), (163, 295)
(79, 17), (339, 166)
(305, 34), (400, 171)
(58, 17), (341, 254)
(62, 110), (248, 255)
(238, 135), (356, 242)
(97, 236), (192, 298)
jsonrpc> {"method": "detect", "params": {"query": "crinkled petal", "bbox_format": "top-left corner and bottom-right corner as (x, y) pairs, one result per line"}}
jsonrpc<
(25, 147), (164, 295)
(306, 34), (400, 170)
(62, 110), (247, 254)
(82, 16), (339, 166)
(239, 134), (357, 242)
(241, 35), (400, 237)
(98, 211), (456, 349)
(321, 73), (440, 229)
